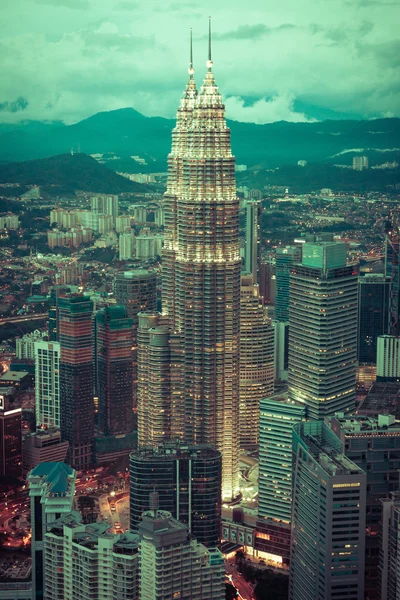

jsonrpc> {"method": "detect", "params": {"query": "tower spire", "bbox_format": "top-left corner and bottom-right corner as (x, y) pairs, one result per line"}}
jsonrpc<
(207, 16), (213, 71)
(189, 28), (194, 78)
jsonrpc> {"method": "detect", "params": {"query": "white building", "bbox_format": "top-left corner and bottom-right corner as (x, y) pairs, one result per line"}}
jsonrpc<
(0, 214), (20, 229)
(119, 232), (135, 260)
(98, 214), (114, 234)
(377, 335), (400, 381)
(353, 156), (369, 170)
(135, 235), (156, 260)
(138, 499), (225, 600)
(81, 211), (100, 232)
(115, 215), (131, 233)
(16, 329), (48, 360)
(28, 462), (76, 600)
(44, 514), (139, 600)
(34, 340), (61, 428)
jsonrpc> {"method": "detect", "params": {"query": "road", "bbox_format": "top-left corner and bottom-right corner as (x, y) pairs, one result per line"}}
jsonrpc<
(226, 563), (255, 600)
(0, 314), (48, 325)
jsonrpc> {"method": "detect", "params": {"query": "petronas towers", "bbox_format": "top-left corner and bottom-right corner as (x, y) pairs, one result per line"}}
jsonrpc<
(138, 24), (241, 501)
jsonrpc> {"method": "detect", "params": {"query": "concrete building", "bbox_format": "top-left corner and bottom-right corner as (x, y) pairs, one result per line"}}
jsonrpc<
(44, 513), (138, 600)
(138, 498), (225, 600)
(16, 330), (48, 360)
(130, 442), (221, 548)
(275, 246), (301, 322)
(358, 274), (390, 363)
(34, 340), (60, 428)
(385, 231), (400, 336)
(288, 240), (358, 418)
(98, 214), (114, 235)
(115, 215), (131, 233)
(259, 259), (276, 306)
(377, 335), (400, 381)
(22, 428), (68, 475)
(28, 462), (76, 600)
(239, 275), (274, 449)
(378, 492), (400, 600)
(290, 421), (366, 600)
(114, 270), (157, 324)
(353, 155), (369, 170)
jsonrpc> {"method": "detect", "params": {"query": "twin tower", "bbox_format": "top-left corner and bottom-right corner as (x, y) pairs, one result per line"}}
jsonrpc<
(138, 22), (241, 501)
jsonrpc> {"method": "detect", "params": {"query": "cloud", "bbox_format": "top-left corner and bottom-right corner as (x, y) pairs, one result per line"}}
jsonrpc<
(211, 24), (295, 41)
(225, 95), (316, 124)
(33, 0), (90, 8)
(0, 97), (29, 113)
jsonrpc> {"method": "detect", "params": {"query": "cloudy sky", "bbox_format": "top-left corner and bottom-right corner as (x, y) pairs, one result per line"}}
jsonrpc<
(1, 0), (399, 125)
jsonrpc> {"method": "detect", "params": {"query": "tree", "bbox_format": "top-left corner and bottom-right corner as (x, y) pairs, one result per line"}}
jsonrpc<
(225, 582), (238, 599)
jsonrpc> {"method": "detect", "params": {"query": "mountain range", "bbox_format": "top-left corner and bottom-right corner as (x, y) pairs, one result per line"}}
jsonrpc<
(0, 108), (399, 169)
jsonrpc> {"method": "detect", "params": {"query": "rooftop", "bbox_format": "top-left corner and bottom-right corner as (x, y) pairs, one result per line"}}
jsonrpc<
(28, 462), (75, 495)
(0, 371), (29, 382)
(131, 441), (221, 461)
(330, 413), (400, 434)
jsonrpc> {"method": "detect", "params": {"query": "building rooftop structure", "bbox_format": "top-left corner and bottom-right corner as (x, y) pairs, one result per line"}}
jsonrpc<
(29, 462), (75, 496)
(358, 381), (400, 417)
(134, 441), (221, 461)
(330, 412), (400, 434)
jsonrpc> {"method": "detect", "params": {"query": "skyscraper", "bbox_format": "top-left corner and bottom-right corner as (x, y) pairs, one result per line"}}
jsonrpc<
(288, 240), (358, 418)
(385, 230), (400, 336)
(275, 246), (301, 322)
(59, 295), (94, 470)
(34, 341), (60, 429)
(358, 274), (390, 363)
(376, 335), (400, 381)
(0, 387), (22, 479)
(130, 442), (221, 547)
(290, 421), (366, 600)
(95, 306), (133, 436)
(114, 270), (157, 322)
(239, 275), (274, 450)
(162, 22), (241, 501)
(244, 199), (261, 282)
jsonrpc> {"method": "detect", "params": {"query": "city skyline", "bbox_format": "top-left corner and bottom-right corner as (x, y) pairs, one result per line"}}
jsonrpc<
(0, 1), (399, 125)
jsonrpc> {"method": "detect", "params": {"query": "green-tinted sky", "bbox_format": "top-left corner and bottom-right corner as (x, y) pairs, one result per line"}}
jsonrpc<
(0, 0), (399, 124)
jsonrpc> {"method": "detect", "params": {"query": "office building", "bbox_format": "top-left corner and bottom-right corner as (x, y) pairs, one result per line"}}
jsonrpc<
(138, 496), (225, 600)
(16, 330), (48, 360)
(385, 230), (400, 336)
(114, 270), (157, 323)
(378, 492), (400, 600)
(273, 321), (289, 381)
(34, 341), (60, 429)
(353, 155), (369, 170)
(358, 274), (390, 363)
(244, 199), (261, 282)
(22, 428), (68, 475)
(44, 513), (138, 600)
(259, 259), (276, 305)
(256, 393), (305, 566)
(0, 387), (22, 478)
(239, 275), (274, 449)
(59, 295), (94, 470)
(290, 421), (366, 600)
(48, 286), (72, 341)
(329, 413), (400, 599)
(130, 442), (221, 547)
(161, 26), (241, 501)
(275, 246), (301, 322)
(95, 306), (133, 436)
(136, 312), (172, 447)
(288, 240), (358, 418)
(28, 462), (76, 600)
(377, 335), (400, 381)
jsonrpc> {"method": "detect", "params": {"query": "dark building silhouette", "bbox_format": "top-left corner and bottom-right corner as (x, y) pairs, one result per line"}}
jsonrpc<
(358, 274), (390, 363)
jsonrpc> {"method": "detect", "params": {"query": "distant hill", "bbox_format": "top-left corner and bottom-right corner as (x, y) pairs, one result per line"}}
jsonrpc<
(0, 153), (146, 195)
(0, 108), (399, 168)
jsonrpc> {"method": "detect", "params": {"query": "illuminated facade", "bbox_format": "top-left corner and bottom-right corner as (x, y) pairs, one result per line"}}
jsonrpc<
(162, 25), (241, 501)
(288, 241), (358, 418)
(239, 275), (274, 450)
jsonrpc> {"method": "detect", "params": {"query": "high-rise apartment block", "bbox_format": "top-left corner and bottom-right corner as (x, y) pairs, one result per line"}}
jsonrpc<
(44, 514), (139, 600)
(353, 155), (369, 170)
(161, 30), (241, 501)
(119, 232), (135, 260)
(115, 215), (131, 233)
(0, 387), (22, 478)
(275, 246), (301, 322)
(59, 295), (94, 470)
(239, 275), (274, 449)
(28, 462), (76, 600)
(244, 199), (261, 282)
(16, 329), (48, 359)
(95, 306), (133, 436)
(130, 442), (221, 547)
(91, 195), (119, 222)
(290, 421), (366, 600)
(34, 341), (60, 428)
(138, 501), (225, 600)
(358, 274), (390, 363)
(377, 335), (400, 381)
(288, 240), (358, 418)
